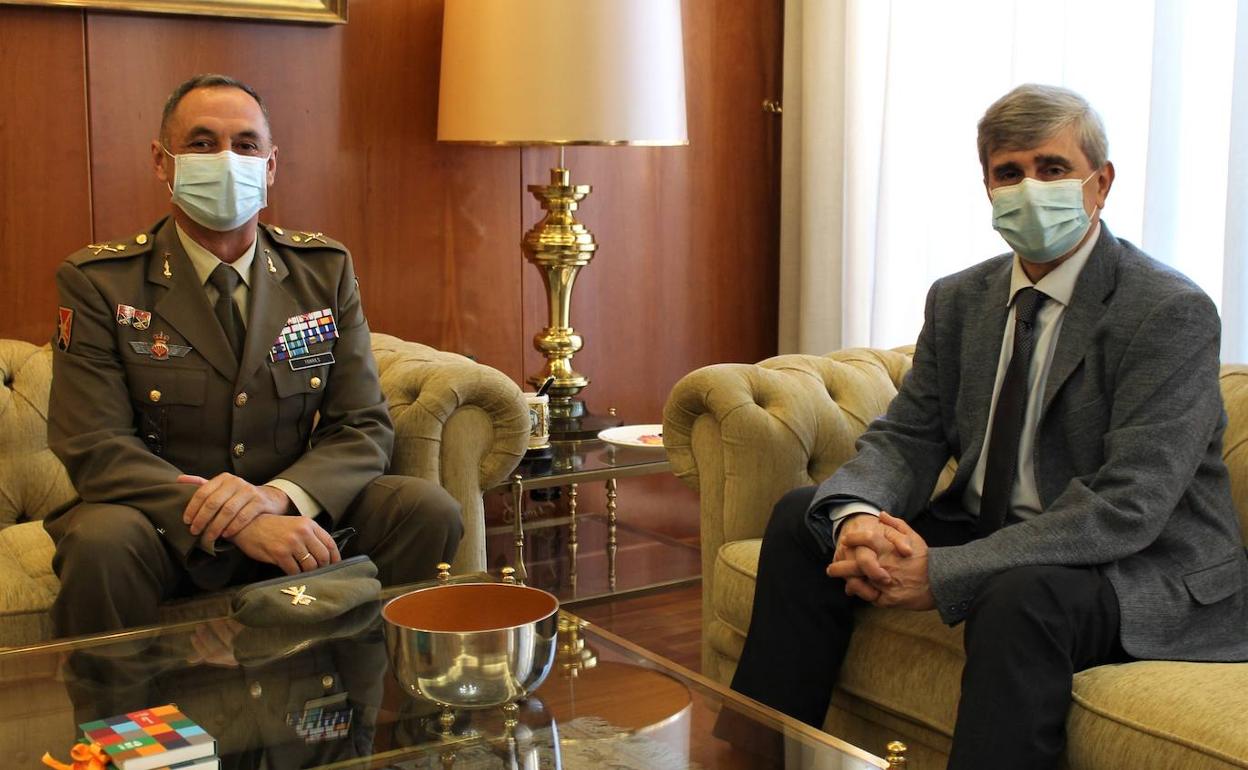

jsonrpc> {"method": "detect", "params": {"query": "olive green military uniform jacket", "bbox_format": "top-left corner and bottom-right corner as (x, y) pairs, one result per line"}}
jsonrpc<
(47, 217), (393, 574)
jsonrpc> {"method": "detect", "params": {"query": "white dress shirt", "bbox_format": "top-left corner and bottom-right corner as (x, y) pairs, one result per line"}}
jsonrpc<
(828, 222), (1102, 537)
(175, 224), (322, 520)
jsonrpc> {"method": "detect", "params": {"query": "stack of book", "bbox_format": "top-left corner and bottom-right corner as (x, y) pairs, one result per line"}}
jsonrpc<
(79, 704), (218, 770)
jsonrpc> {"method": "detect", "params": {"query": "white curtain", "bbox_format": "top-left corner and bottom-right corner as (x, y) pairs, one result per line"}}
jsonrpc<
(779, 0), (1248, 363)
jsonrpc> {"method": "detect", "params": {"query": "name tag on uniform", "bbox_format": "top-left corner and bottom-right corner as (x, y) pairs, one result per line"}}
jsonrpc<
(289, 352), (335, 371)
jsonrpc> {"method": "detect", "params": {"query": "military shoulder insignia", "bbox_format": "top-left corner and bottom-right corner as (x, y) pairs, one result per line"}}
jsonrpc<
(130, 332), (191, 361)
(68, 231), (155, 266)
(56, 307), (74, 351)
(263, 223), (347, 253)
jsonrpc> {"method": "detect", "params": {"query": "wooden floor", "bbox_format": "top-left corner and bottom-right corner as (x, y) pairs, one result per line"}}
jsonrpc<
(572, 582), (705, 672)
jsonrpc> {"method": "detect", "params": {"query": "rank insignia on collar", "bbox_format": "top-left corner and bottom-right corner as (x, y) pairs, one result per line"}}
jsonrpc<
(129, 331), (191, 361)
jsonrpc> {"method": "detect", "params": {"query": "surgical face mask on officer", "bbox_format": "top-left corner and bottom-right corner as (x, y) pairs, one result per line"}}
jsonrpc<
(990, 172), (1097, 263)
(163, 147), (270, 232)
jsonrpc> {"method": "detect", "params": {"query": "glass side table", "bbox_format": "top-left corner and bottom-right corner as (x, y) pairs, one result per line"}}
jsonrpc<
(487, 436), (672, 591)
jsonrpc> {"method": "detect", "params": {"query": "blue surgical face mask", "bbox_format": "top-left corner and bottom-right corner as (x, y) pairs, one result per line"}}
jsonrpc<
(990, 172), (1097, 263)
(163, 147), (270, 232)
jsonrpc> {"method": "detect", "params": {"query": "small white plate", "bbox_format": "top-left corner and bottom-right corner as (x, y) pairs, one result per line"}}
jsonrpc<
(598, 424), (666, 449)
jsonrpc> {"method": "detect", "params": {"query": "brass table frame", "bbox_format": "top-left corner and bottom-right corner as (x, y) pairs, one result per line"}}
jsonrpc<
(494, 445), (671, 587)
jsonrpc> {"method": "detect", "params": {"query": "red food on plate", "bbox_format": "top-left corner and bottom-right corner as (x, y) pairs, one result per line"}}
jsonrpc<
(638, 433), (663, 446)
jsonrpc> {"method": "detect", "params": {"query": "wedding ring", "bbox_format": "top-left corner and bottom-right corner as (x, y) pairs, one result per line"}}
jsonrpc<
(298, 552), (314, 562)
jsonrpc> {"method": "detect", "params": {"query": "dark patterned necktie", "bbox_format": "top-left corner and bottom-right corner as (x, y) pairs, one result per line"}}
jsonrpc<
(978, 287), (1047, 534)
(208, 264), (245, 359)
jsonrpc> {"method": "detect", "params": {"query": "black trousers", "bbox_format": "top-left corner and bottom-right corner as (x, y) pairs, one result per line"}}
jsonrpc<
(49, 475), (463, 637)
(730, 486), (1130, 770)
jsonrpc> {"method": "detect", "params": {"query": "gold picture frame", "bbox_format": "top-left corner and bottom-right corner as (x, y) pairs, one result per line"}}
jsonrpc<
(0, 0), (347, 24)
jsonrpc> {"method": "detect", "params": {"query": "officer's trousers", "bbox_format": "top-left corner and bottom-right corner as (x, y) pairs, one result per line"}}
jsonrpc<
(48, 475), (462, 637)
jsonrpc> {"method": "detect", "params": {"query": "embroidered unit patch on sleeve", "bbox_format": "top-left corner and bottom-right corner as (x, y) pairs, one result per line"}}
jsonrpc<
(57, 307), (74, 351)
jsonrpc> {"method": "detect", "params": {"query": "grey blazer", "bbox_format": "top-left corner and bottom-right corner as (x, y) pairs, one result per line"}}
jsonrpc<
(810, 224), (1248, 662)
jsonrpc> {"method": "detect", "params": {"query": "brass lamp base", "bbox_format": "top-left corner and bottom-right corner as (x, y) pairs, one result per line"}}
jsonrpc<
(523, 164), (597, 405)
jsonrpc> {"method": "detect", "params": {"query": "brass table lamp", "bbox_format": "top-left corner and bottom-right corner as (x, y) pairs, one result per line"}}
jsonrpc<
(437, 0), (688, 437)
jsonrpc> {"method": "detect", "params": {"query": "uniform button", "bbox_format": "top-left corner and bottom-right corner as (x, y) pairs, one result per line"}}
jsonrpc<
(149, 389), (161, 403)
(249, 682), (263, 699)
(310, 376), (322, 390)
(136, 233), (148, 245)
(233, 443), (246, 457)
(235, 392), (249, 407)
(274, 226), (285, 235)
(322, 674), (334, 689)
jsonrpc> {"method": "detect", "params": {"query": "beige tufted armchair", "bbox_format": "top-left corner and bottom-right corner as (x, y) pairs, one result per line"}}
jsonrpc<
(664, 348), (1248, 769)
(0, 333), (528, 648)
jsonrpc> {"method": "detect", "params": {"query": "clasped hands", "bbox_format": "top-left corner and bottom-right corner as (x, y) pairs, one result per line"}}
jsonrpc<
(178, 473), (340, 575)
(826, 512), (935, 610)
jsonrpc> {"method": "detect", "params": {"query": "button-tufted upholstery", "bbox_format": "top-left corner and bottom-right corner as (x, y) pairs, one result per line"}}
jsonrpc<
(0, 333), (527, 648)
(665, 349), (1248, 769)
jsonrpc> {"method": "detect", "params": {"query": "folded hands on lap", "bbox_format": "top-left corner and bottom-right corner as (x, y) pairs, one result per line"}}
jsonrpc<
(826, 512), (935, 610)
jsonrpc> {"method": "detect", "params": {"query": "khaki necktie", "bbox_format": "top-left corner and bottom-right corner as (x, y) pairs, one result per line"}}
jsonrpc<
(978, 287), (1047, 534)
(208, 263), (246, 359)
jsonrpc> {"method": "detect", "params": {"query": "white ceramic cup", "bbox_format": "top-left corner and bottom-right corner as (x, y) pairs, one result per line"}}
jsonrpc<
(525, 392), (551, 450)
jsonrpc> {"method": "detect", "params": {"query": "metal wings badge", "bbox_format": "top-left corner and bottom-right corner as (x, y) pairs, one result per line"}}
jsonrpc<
(130, 332), (191, 361)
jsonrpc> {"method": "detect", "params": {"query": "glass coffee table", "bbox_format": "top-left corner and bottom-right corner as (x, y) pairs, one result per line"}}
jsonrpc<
(0, 581), (897, 770)
(487, 437), (696, 601)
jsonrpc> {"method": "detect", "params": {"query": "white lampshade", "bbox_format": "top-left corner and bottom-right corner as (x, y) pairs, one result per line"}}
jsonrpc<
(438, 0), (688, 145)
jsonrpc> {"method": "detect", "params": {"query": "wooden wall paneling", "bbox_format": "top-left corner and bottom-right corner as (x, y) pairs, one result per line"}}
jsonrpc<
(335, 0), (524, 378)
(680, 0), (783, 370)
(83, 0), (525, 380)
(0, 7), (94, 343)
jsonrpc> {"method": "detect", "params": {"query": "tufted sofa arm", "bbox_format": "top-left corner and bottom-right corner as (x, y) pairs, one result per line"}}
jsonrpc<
(663, 347), (916, 671)
(0, 341), (76, 528)
(370, 333), (528, 573)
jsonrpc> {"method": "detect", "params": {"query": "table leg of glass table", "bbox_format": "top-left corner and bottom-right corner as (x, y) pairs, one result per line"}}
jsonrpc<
(606, 478), (618, 590)
(510, 474), (528, 583)
(568, 483), (579, 590)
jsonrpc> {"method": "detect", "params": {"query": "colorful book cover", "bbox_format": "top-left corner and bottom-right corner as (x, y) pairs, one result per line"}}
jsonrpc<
(79, 704), (216, 770)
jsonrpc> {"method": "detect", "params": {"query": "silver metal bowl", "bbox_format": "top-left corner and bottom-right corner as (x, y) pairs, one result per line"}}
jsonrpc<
(382, 581), (560, 709)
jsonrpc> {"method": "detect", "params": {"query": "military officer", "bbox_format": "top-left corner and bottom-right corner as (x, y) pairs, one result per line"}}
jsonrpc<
(45, 73), (462, 637)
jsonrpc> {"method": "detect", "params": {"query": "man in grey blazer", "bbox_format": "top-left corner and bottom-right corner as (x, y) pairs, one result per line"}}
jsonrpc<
(731, 84), (1248, 768)
(46, 74), (463, 637)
